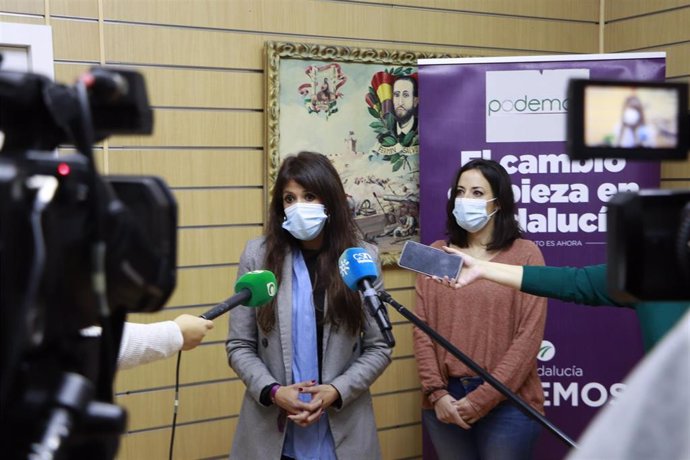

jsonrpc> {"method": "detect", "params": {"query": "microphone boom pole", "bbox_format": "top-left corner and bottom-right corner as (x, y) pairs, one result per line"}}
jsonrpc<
(377, 290), (577, 450)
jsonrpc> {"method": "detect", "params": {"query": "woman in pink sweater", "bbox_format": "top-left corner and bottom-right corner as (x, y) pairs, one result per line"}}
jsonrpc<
(413, 159), (547, 460)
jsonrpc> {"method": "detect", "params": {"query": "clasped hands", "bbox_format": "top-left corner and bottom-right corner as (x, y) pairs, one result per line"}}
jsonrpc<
(433, 394), (480, 429)
(273, 380), (340, 428)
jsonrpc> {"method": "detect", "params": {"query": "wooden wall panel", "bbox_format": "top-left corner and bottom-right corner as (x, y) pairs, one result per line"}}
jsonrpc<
(606, 0), (690, 21)
(102, 0), (597, 53)
(50, 0), (99, 18)
(371, 357), (420, 394)
(132, 66), (263, 109)
(116, 343), (236, 392)
(172, 342), (237, 386)
(118, 418), (236, 460)
(605, 7), (690, 51)
(660, 42), (690, 78)
(117, 380), (244, 431)
(382, 267), (417, 289)
(0, 14), (44, 25)
(390, 323), (415, 359)
(108, 110), (263, 147)
(177, 226), (263, 267)
(174, 189), (264, 226)
(352, 0), (600, 21)
(374, 391), (423, 429)
(101, 20), (560, 73)
(167, 266), (238, 307)
(662, 161), (690, 179)
(51, 18), (100, 62)
(107, 149), (263, 187)
(0, 0), (43, 15)
(104, 23), (265, 69)
(379, 424), (423, 459)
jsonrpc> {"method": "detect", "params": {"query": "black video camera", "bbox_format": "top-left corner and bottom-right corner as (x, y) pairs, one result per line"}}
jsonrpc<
(0, 64), (177, 458)
(567, 78), (690, 302)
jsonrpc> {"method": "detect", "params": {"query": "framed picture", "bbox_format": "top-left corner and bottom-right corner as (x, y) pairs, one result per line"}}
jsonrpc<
(266, 41), (449, 265)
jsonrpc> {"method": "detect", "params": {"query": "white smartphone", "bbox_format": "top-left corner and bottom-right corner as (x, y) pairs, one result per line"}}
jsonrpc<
(397, 240), (463, 279)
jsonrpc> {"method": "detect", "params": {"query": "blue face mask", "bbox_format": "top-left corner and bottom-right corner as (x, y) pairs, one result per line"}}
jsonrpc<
(452, 197), (497, 233)
(282, 203), (328, 241)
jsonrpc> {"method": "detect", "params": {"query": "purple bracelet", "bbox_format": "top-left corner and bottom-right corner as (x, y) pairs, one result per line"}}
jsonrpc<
(270, 384), (281, 403)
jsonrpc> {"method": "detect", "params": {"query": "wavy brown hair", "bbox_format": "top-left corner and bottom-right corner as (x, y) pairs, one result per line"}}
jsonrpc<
(445, 159), (522, 251)
(258, 151), (363, 334)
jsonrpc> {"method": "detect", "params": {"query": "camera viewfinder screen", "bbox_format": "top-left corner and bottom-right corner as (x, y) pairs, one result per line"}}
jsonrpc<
(584, 85), (679, 149)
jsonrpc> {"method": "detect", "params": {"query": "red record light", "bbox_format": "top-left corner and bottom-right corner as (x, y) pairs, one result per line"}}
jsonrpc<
(57, 162), (71, 176)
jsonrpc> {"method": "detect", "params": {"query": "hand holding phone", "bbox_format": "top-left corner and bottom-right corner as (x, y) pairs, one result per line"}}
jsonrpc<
(397, 241), (463, 280)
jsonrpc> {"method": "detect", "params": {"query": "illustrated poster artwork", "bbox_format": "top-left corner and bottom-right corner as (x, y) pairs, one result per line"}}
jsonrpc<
(279, 59), (420, 261)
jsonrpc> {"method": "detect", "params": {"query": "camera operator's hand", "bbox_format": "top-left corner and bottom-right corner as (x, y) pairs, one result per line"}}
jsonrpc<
(174, 314), (214, 351)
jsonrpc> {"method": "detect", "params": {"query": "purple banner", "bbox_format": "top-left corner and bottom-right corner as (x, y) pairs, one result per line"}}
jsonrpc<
(418, 54), (665, 459)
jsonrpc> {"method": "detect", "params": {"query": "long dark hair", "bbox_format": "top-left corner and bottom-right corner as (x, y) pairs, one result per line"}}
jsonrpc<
(259, 151), (363, 334)
(445, 159), (521, 251)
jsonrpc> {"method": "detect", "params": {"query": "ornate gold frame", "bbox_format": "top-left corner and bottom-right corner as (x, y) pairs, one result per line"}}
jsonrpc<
(265, 41), (451, 265)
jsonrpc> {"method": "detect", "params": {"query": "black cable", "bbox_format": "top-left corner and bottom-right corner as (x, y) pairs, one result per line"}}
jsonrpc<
(168, 351), (182, 460)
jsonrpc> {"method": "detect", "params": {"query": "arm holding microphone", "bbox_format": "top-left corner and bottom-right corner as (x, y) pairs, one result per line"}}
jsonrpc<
(117, 315), (213, 370)
(175, 314), (215, 350)
(118, 269), (275, 370)
(441, 247), (689, 351)
(441, 246), (619, 307)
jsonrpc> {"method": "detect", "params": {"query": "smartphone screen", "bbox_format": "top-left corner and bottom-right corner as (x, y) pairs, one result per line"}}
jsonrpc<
(397, 241), (463, 279)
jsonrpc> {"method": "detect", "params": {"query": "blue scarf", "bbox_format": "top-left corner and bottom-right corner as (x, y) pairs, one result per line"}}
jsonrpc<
(283, 249), (336, 460)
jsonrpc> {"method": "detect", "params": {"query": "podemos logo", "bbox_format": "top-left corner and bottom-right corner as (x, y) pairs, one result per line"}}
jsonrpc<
(487, 96), (568, 116)
(537, 339), (626, 407)
(538, 340), (556, 362)
(484, 68), (589, 143)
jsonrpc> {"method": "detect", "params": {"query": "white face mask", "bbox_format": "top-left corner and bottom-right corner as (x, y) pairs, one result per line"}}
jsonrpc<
(282, 203), (327, 241)
(623, 108), (640, 125)
(452, 197), (497, 233)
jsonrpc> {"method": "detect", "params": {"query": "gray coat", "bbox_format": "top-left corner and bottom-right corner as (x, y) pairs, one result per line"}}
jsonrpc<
(226, 237), (392, 459)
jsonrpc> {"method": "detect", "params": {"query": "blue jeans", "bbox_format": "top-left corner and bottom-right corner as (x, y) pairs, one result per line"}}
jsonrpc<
(423, 377), (541, 460)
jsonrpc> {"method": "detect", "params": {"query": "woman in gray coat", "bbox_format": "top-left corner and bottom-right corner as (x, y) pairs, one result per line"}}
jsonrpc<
(226, 151), (392, 459)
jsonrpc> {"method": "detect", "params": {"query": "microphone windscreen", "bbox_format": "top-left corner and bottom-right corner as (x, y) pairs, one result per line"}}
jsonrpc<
(338, 247), (379, 291)
(235, 270), (278, 306)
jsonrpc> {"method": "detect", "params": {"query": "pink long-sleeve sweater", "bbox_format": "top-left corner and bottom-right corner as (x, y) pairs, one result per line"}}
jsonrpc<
(413, 238), (547, 418)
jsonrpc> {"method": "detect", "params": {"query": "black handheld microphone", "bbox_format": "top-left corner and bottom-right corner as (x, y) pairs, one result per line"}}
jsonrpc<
(338, 248), (395, 347)
(200, 270), (277, 320)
